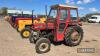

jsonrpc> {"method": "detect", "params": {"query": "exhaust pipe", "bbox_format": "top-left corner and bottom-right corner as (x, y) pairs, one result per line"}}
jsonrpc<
(32, 10), (34, 23)
(45, 5), (48, 29)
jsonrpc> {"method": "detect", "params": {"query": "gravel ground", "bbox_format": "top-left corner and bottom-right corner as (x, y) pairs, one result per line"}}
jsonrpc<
(0, 18), (100, 56)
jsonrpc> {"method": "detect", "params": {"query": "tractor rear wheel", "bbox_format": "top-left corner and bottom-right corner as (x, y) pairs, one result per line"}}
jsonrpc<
(16, 27), (19, 32)
(35, 38), (51, 54)
(64, 26), (83, 46)
(20, 28), (31, 38)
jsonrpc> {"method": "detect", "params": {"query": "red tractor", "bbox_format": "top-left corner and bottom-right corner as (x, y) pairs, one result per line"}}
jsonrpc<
(28, 4), (83, 53)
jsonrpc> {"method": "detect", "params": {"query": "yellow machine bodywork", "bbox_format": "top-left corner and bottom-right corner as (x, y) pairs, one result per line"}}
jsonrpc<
(18, 20), (32, 31)
(39, 18), (46, 23)
(18, 18), (46, 31)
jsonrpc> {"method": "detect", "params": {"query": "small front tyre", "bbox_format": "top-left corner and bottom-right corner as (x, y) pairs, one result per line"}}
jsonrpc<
(20, 28), (31, 38)
(29, 33), (34, 43)
(35, 38), (51, 54)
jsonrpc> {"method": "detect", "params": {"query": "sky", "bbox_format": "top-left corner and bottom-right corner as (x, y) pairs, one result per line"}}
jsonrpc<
(0, 0), (100, 16)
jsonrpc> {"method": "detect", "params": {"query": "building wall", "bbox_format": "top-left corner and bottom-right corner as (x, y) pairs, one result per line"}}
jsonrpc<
(7, 9), (32, 15)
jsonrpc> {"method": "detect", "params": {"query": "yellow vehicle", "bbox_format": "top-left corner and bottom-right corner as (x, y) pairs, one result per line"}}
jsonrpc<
(18, 19), (32, 31)
(18, 17), (46, 31)
(19, 17), (46, 38)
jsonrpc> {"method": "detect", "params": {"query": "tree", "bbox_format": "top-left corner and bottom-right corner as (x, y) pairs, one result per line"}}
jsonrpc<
(1, 7), (8, 16)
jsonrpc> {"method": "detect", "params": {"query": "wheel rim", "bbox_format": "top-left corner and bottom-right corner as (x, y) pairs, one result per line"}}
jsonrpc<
(39, 43), (49, 52)
(71, 31), (81, 43)
(23, 31), (30, 37)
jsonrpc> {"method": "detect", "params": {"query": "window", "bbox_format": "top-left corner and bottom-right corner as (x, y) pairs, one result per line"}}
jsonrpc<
(70, 10), (77, 20)
(49, 10), (57, 18)
(91, 17), (97, 19)
(60, 10), (68, 20)
(58, 10), (67, 33)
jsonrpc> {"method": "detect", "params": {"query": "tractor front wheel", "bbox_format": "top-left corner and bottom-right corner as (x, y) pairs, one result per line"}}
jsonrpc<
(20, 28), (31, 38)
(29, 33), (35, 43)
(29, 31), (40, 43)
(35, 38), (51, 54)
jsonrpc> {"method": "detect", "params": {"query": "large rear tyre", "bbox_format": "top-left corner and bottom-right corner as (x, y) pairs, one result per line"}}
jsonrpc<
(20, 28), (31, 38)
(35, 38), (51, 54)
(64, 26), (83, 46)
(16, 27), (20, 32)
